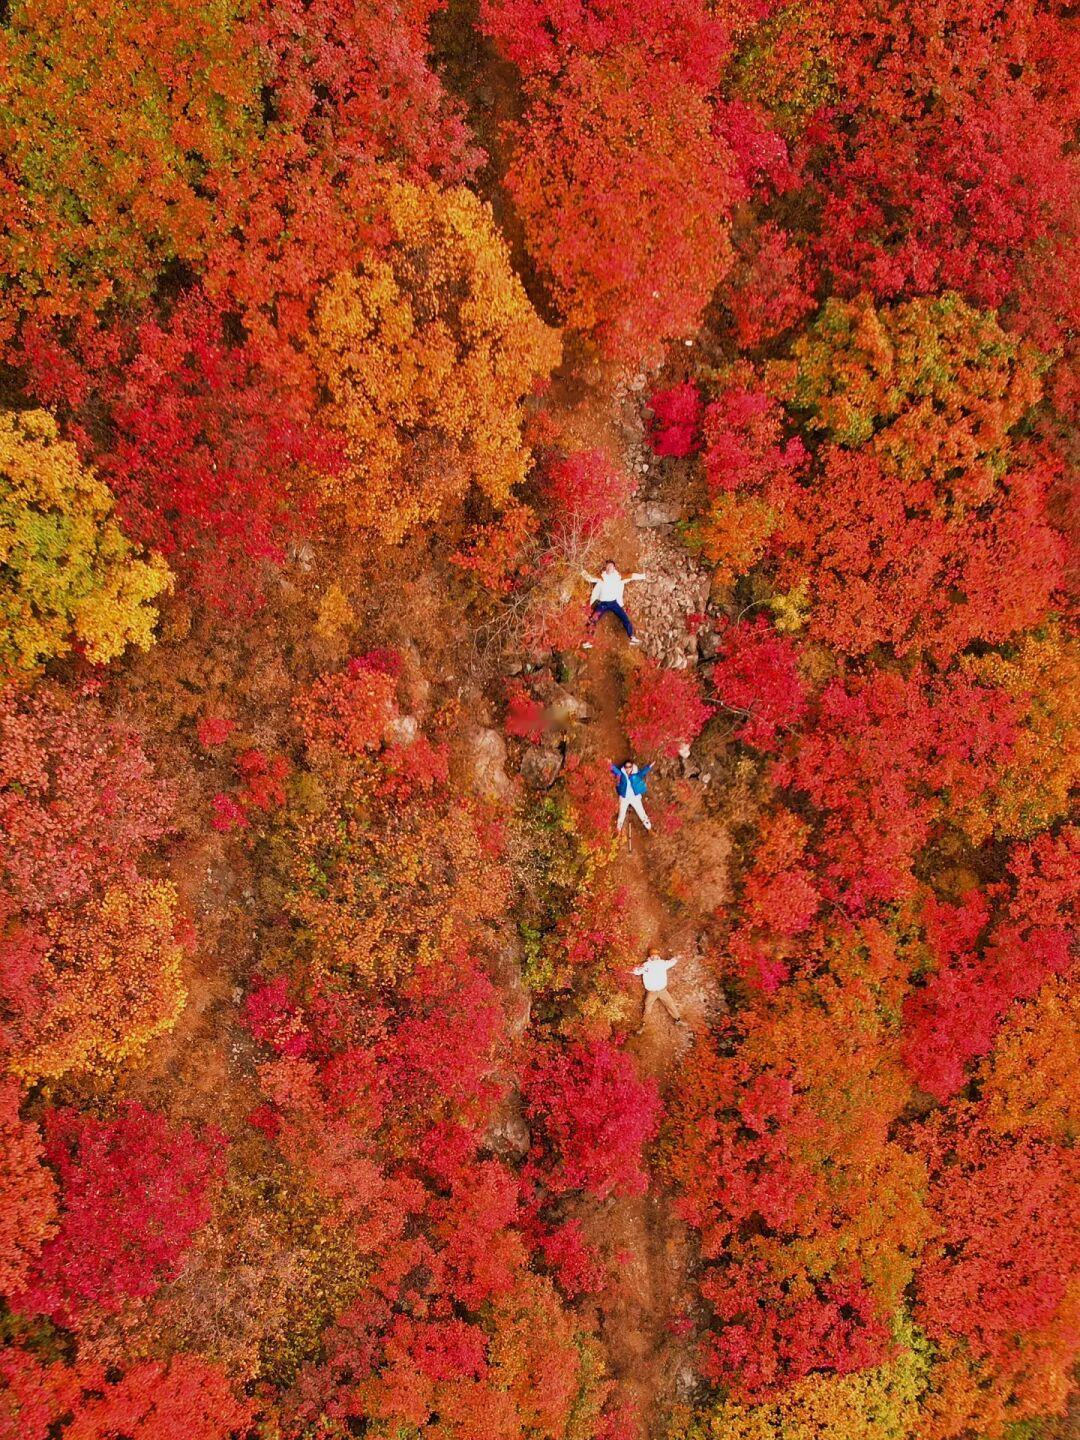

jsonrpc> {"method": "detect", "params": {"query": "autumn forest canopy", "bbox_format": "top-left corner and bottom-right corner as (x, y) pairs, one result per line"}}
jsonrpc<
(0, 2), (1076, 1438)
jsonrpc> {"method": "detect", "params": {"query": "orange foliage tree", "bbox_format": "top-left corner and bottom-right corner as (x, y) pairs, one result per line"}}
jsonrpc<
(0, 0), (264, 344)
(0, 1082), (56, 1298)
(961, 623), (1080, 839)
(284, 664), (510, 986)
(308, 179), (559, 543)
(0, 685), (185, 1084)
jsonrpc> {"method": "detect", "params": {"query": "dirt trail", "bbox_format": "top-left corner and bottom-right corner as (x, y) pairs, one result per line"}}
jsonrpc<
(548, 368), (719, 1437)
(576, 637), (698, 1437)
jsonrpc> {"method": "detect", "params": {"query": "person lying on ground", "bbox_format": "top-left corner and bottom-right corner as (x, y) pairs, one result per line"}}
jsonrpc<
(611, 760), (653, 833)
(580, 560), (646, 647)
(631, 952), (687, 1032)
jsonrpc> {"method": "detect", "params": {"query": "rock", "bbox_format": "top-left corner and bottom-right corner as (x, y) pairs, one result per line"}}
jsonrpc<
(468, 727), (514, 803)
(637, 500), (682, 527)
(485, 1085), (531, 1160)
(488, 930), (532, 1038)
(697, 627), (723, 661)
(548, 687), (590, 727)
(388, 714), (418, 746)
(521, 745), (562, 789)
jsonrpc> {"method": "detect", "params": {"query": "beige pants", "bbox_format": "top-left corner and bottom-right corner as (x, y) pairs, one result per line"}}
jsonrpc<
(641, 986), (681, 1026)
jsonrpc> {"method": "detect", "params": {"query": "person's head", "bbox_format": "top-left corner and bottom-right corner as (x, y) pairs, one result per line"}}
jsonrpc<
(603, 558), (618, 575)
(621, 760), (636, 773)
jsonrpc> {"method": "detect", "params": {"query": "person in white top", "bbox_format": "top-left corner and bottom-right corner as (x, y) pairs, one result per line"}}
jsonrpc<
(580, 560), (647, 647)
(630, 952), (685, 1031)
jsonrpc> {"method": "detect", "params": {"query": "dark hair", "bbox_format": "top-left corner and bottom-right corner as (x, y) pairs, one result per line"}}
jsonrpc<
(603, 558), (618, 569)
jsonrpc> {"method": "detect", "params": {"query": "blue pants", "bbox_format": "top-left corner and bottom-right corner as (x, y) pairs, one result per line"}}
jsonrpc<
(590, 600), (634, 638)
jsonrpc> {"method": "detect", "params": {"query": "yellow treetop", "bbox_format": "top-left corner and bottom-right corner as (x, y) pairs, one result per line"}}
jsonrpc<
(0, 409), (171, 679)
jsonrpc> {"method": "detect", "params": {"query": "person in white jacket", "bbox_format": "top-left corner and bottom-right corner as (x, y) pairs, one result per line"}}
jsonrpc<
(630, 952), (685, 1031)
(580, 560), (646, 647)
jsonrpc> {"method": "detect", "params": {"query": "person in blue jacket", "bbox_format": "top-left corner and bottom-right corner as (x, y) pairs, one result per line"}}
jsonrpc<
(611, 760), (653, 834)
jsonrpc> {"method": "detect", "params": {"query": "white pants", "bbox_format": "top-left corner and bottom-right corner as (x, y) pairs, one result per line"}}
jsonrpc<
(617, 791), (651, 831)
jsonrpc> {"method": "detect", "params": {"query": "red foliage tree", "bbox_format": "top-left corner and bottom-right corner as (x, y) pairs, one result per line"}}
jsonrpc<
(0, 684), (172, 920)
(916, 1105), (1080, 1390)
(13, 1104), (223, 1328)
(713, 220), (817, 351)
(0, 1348), (253, 1440)
(702, 373), (807, 497)
(772, 667), (1017, 913)
(770, 294), (1066, 661)
(262, 0), (481, 187)
(738, 810), (822, 945)
(540, 449), (634, 541)
(710, 617), (808, 750)
(47, 296), (340, 611)
(480, 0), (731, 87)
(646, 383), (703, 458)
(523, 1039), (659, 1200)
(902, 833), (1077, 1101)
(801, 0), (1078, 350)
(623, 659), (712, 759)
(700, 1259), (892, 1399)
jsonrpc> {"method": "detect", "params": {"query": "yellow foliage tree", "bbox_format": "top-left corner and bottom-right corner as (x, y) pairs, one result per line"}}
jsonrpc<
(308, 179), (560, 543)
(0, 409), (171, 679)
(9, 880), (187, 1084)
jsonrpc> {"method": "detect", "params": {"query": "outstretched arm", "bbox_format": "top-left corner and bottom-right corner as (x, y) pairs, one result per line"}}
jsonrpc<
(625, 572), (648, 582)
(581, 569), (601, 585)
(639, 764), (653, 777)
(610, 763), (622, 778)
